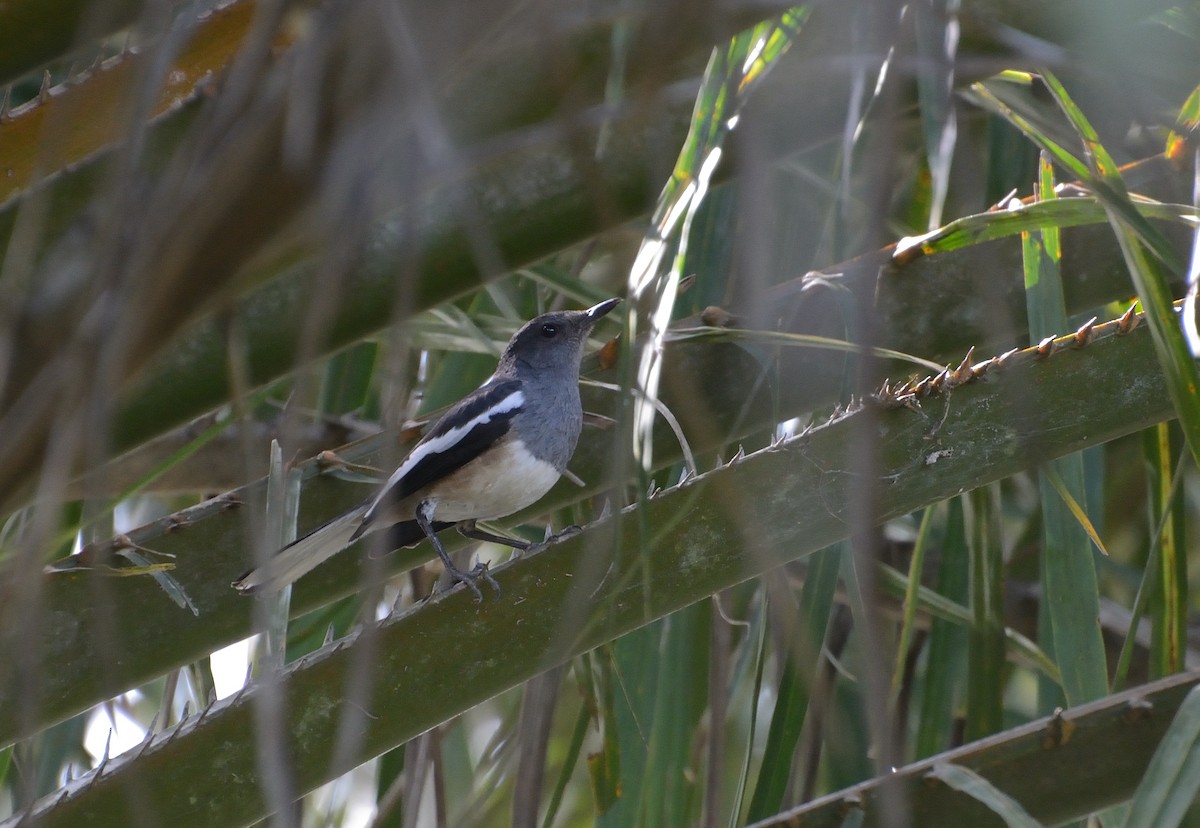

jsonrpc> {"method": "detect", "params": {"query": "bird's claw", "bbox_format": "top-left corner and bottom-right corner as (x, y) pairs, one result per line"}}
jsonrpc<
(535, 524), (583, 550)
(475, 562), (501, 596)
(446, 560), (501, 603)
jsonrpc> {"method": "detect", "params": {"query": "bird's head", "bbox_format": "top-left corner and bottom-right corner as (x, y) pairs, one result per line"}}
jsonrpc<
(499, 298), (621, 373)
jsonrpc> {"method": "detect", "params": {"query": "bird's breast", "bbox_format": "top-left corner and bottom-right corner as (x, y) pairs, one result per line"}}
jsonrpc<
(423, 437), (562, 521)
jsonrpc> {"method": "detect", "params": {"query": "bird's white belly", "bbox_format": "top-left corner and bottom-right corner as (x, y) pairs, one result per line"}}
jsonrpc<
(424, 439), (562, 521)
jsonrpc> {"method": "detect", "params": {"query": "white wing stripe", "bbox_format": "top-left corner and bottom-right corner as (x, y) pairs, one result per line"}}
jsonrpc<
(366, 388), (525, 514)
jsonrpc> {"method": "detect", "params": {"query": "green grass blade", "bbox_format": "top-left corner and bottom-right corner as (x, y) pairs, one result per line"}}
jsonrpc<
(1148, 424), (1187, 678)
(1022, 153), (1067, 332)
(540, 688), (592, 828)
(928, 764), (1042, 828)
(1165, 82), (1200, 163)
(746, 546), (841, 821)
(874, 561), (1058, 683)
(1022, 154), (1109, 708)
(1028, 71), (1200, 470)
(968, 79), (1091, 182)
(1038, 72), (1121, 179)
(891, 508), (936, 703)
(1042, 465), (1109, 557)
(914, 499), (970, 759)
(1110, 226), (1200, 470)
(1108, 442), (1186, 692)
(1039, 71), (1182, 269)
(727, 596), (769, 828)
(599, 626), (657, 826)
(1122, 685), (1200, 828)
(965, 485), (1006, 740)
(589, 647), (623, 819)
(894, 196), (1199, 262)
(667, 326), (944, 372)
(319, 342), (378, 416)
(913, 0), (959, 228)
(641, 602), (708, 825)
(972, 72), (1183, 271)
(629, 9), (807, 469)
(1038, 449), (1109, 707)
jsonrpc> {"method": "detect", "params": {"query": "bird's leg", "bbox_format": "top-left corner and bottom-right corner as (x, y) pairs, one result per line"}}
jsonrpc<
(456, 520), (530, 551)
(457, 519), (586, 554)
(415, 501), (497, 602)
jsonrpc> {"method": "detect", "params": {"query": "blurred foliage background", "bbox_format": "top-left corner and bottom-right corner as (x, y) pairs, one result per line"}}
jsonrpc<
(1, 0), (1199, 826)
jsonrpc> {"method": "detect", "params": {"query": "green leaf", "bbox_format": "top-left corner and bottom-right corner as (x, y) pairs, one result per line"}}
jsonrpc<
(589, 648), (623, 818)
(927, 763), (1043, 828)
(641, 602), (708, 825)
(746, 545), (841, 820)
(541, 679), (593, 828)
(1022, 153), (1108, 708)
(965, 485), (1006, 739)
(1032, 73), (1200, 472)
(668, 326), (944, 372)
(913, 499), (970, 760)
(895, 196), (1199, 262)
(1042, 464), (1109, 558)
(1165, 82), (1200, 163)
(891, 508), (936, 704)
(1147, 424), (1187, 678)
(728, 597), (769, 828)
(874, 561), (1058, 682)
(1122, 685), (1200, 828)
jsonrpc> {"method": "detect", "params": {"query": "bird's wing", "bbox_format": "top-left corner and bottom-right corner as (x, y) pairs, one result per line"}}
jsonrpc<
(357, 378), (524, 531)
(234, 380), (523, 593)
(377, 518), (454, 552)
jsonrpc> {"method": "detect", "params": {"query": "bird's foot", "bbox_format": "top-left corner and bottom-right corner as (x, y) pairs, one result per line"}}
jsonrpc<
(445, 559), (501, 603)
(529, 524), (583, 552)
(548, 524), (583, 544)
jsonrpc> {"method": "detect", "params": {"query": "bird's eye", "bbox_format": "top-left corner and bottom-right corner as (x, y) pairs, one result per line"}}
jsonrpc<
(540, 323), (558, 338)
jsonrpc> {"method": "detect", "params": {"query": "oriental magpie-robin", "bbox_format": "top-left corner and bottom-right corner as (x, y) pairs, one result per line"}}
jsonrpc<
(233, 297), (620, 600)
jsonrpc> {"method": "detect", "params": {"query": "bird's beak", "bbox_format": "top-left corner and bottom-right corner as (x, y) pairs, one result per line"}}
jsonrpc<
(585, 297), (621, 322)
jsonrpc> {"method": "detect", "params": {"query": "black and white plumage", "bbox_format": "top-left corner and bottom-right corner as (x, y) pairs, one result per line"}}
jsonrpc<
(233, 297), (620, 599)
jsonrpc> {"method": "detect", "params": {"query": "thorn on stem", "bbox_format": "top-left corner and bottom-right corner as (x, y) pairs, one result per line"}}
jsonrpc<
(996, 347), (1020, 368)
(1071, 316), (1097, 348)
(950, 346), (975, 385)
(1116, 303), (1140, 335)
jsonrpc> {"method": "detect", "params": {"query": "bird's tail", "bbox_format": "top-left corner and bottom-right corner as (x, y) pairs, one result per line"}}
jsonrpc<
(233, 504), (368, 593)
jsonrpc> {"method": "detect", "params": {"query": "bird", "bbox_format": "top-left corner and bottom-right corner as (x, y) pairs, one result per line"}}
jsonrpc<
(233, 297), (621, 600)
